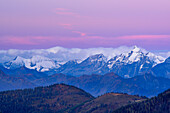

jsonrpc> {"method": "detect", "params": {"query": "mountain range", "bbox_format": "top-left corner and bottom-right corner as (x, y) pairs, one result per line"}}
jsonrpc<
(0, 67), (169, 97)
(0, 46), (169, 97)
(33, 72), (170, 97)
(1, 46), (169, 78)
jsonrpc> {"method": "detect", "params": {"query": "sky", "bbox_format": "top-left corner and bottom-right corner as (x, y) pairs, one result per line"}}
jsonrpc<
(0, 0), (170, 50)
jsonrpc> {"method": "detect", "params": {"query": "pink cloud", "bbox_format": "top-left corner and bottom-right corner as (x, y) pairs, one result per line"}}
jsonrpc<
(56, 11), (77, 16)
(0, 36), (56, 46)
(119, 35), (170, 40)
(56, 8), (68, 11)
(55, 8), (81, 18)
(72, 31), (86, 36)
(1, 37), (37, 45)
(33, 37), (51, 40)
(59, 23), (73, 29)
(60, 24), (72, 26)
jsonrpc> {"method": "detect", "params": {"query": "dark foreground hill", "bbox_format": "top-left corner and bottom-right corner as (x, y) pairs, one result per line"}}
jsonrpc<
(0, 84), (169, 113)
(68, 93), (145, 113)
(114, 89), (170, 113)
(0, 84), (94, 113)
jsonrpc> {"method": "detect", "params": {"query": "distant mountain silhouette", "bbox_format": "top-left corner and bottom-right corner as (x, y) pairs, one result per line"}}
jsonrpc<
(0, 66), (169, 97)
(0, 68), (35, 91)
(34, 72), (170, 97)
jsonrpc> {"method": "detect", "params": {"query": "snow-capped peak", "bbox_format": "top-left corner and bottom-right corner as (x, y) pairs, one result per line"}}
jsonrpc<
(3, 56), (26, 69)
(13, 56), (26, 63)
(31, 55), (53, 63)
(127, 46), (144, 63)
(146, 52), (165, 65)
(106, 46), (166, 69)
(132, 45), (141, 53)
(107, 46), (146, 69)
(87, 54), (107, 62)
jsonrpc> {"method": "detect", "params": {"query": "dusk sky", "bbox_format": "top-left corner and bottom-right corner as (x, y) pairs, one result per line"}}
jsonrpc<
(0, 0), (170, 50)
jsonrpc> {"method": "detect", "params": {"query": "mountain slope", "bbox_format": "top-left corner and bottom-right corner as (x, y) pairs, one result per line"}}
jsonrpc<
(0, 66), (169, 97)
(151, 57), (170, 78)
(34, 72), (170, 97)
(114, 89), (170, 113)
(0, 84), (94, 113)
(0, 69), (35, 91)
(125, 73), (170, 96)
(56, 54), (107, 76)
(69, 93), (146, 113)
(4, 55), (59, 72)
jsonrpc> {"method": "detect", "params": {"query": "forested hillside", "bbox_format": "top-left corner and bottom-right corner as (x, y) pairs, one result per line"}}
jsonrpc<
(114, 89), (170, 113)
(0, 84), (94, 113)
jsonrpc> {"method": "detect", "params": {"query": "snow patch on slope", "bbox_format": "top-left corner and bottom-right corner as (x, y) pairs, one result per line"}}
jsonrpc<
(146, 52), (165, 64)
(4, 55), (60, 72)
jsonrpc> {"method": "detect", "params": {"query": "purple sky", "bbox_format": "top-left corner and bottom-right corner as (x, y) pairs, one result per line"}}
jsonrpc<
(0, 0), (170, 50)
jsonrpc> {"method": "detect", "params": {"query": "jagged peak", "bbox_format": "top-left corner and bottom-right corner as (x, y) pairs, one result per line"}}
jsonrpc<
(87, 54), (104, 59)
(13, 56), (25, 61)
(131, 45), (141, 53)
(65, 59), (79, 65)
(88, 54), (107, 62)
(146, 52), (165, 65)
